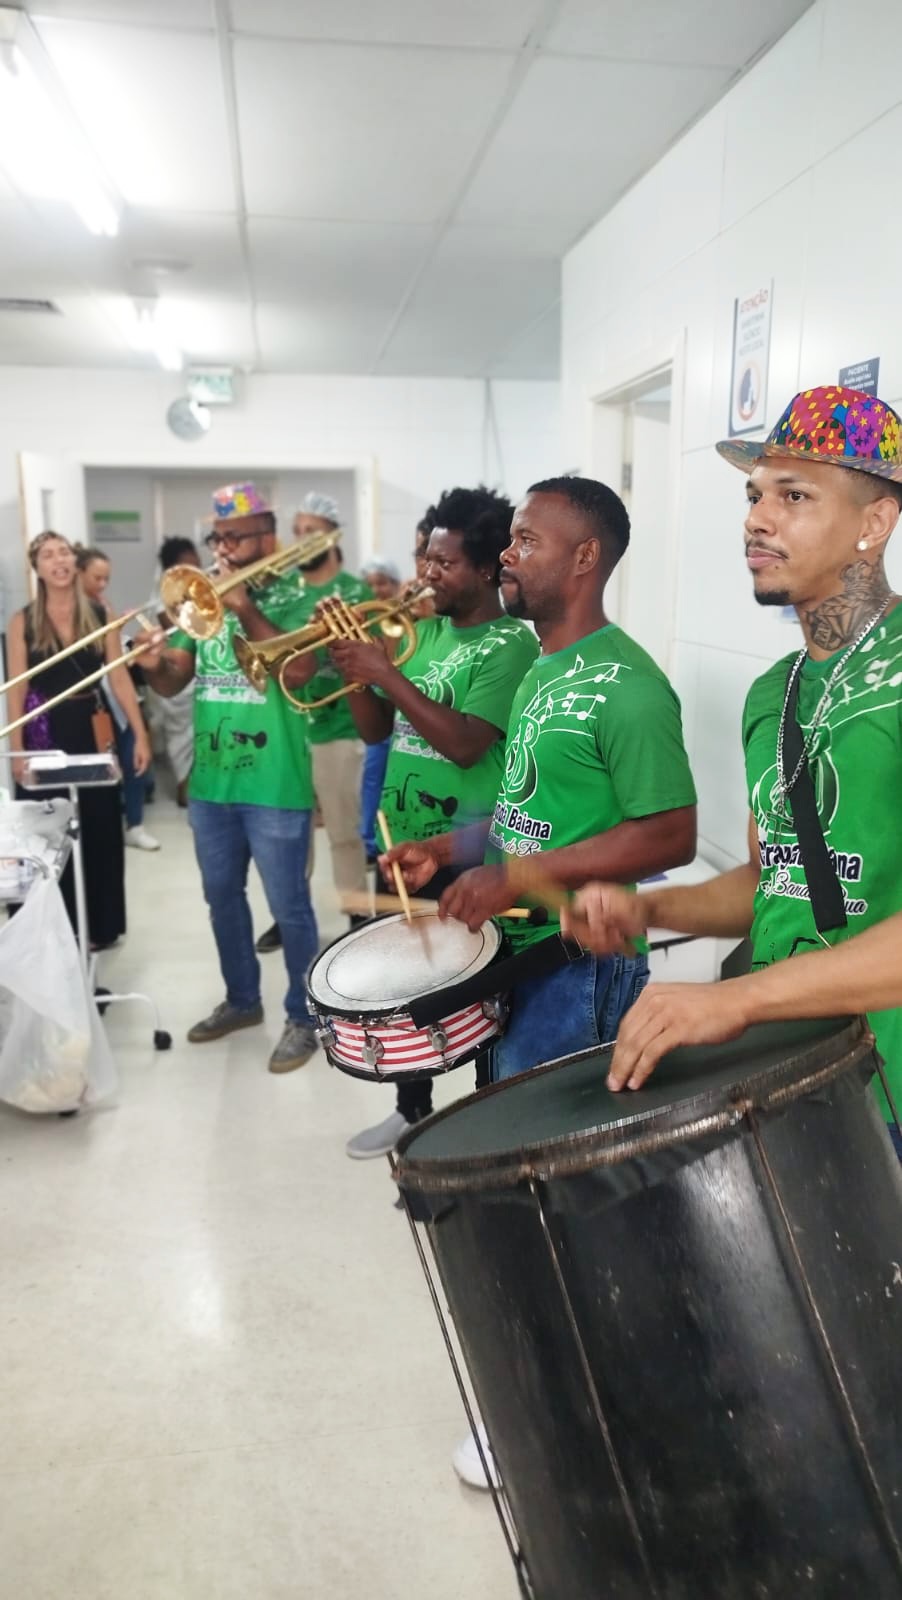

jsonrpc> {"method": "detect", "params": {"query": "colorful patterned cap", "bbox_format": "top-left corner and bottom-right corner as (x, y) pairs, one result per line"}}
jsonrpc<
(717, 387), (902, 482)
(210, 481), (274, 521)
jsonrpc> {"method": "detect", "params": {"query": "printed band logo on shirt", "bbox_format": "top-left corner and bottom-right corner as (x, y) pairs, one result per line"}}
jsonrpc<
(753, 753), (868, 915)
(504, 654), (627, 804)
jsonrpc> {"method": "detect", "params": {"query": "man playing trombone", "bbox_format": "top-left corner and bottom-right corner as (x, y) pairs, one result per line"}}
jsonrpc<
(139, 482), (322, 1075)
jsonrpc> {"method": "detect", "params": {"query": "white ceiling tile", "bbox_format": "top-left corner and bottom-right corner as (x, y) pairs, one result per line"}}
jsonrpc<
(377, 249), (559, 377)
(458, 55), (731, 228)
(121, 213), (247, 298)
(230, 0), (544, 50)
(488, 303), (560, 379)
(439, 222), (574, 262)
(248, 219), (432, 305)
(256, 303), (387, 374)
(235, 38), (515, 222)
(32, 1), (214, 27)
(545, 0), (814, 68)
(0, 291), (134, 366)
(36, 19), (234, 210)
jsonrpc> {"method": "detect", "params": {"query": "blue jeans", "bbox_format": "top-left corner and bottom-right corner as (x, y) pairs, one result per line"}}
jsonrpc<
(116, 723), (153, 828)
(189, 800), (318, 1025)
(490, 950), (650, 1083)
(360, 738), (391, 857)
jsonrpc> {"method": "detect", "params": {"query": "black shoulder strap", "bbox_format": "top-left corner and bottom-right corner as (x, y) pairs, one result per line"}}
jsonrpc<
(782, 665), (847, 934)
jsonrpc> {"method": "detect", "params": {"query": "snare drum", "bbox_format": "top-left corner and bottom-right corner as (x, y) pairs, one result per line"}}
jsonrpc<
(307, 910), (506, 1081)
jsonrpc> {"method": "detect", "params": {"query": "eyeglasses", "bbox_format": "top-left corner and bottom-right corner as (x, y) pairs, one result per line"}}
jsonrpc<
(204, 530), (260, 551)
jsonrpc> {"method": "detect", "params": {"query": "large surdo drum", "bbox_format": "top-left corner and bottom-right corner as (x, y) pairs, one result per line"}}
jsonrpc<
(396, 1016), (902, 1599)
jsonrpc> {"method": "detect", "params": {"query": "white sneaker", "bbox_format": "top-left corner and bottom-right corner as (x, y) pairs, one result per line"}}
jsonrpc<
(345, 1109), (411, 1160)
(125, 826), (160, 851)
(452, 1425), (500, 1491)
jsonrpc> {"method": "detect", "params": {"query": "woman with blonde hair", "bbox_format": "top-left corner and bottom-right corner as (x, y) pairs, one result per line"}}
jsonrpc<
(6, 530), (151, 947)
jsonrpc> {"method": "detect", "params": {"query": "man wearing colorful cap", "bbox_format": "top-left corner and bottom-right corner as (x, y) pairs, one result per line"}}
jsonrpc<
(255, 490), (370, 954)
(139, 482), (321, 1073)
(562, 386), (902, 1154)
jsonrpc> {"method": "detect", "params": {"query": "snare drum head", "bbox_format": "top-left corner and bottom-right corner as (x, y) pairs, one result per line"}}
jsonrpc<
(308, 911), (501, 1015)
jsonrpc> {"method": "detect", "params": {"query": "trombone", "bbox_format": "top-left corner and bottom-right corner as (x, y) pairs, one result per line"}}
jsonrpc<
(0, 529), (339, 741)
(233, 584), (433, 712)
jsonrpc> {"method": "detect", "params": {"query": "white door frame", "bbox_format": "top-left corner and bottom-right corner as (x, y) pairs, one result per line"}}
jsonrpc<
(583, 331), (687, 674)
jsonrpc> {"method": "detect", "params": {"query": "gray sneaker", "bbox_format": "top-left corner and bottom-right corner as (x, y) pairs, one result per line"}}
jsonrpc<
(187, 1000), (263, 1043)
(268, 1021), (319, 1075)
(346, 1109), (411, 1160)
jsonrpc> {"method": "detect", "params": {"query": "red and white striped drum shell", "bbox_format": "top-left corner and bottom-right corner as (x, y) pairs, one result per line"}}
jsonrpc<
(307, 911), (506, 1081)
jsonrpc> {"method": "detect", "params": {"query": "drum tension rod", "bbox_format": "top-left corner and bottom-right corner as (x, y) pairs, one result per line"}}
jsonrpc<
(528, 1176), (662, 1600)
(389, 1153), (531, 1594)
(747, 1111), (902, 1582)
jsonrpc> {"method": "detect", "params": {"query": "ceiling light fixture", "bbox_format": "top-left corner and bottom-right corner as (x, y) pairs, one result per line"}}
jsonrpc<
(130, 298), (183, 373)
(0, 6), (121, 236)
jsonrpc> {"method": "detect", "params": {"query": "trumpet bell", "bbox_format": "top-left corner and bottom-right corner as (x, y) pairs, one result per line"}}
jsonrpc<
(232, 634), (270, 695)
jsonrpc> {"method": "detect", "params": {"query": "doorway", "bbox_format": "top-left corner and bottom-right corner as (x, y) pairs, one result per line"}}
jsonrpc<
(589, 358), (680, 673)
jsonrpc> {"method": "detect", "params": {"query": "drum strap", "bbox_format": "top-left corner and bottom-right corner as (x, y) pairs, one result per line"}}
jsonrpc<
(783, 666), (848, 934)
(408, 932), (584, 1028)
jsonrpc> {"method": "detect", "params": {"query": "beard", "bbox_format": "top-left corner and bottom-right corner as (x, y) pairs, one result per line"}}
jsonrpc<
(754, 589), (792, 608)
(501, 583), (527, 618)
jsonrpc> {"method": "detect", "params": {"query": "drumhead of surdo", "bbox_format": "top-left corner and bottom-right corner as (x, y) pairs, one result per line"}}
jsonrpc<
(309, 910), (501, 1011)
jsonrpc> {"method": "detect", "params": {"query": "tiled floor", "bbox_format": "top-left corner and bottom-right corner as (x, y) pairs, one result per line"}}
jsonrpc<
(0, 799), (517, 1600)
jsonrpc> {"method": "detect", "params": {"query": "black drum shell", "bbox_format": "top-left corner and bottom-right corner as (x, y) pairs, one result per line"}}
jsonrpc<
(396, 1018), (902, 1600)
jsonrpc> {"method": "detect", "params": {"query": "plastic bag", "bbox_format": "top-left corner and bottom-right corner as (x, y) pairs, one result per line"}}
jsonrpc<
(0, 875), (117, 1114)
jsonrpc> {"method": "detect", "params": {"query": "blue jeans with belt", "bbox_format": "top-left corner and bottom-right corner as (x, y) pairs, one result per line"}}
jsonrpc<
(189, 799), (318, 1026)
(490, 949), (650, 1083)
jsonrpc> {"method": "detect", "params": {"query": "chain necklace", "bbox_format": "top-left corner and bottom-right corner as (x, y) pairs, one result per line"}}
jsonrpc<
(775, 599), (889, 819)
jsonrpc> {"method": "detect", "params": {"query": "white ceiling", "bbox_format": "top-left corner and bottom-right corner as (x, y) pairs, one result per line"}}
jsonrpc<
(0, 0), (813, 378)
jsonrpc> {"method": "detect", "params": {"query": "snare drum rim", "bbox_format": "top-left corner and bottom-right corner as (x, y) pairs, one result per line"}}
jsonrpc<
(394, 1016), (873, 1195)
(306, 911), (502, 1021)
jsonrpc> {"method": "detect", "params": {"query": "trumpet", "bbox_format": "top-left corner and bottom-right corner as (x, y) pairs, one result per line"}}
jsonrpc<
(233, 584), (433, 713)
(0, 528), (339, 742)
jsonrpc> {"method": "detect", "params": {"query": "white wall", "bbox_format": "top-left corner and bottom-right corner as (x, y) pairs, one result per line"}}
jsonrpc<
(0, 371), (561, 617)
(561, 0), (902, 870)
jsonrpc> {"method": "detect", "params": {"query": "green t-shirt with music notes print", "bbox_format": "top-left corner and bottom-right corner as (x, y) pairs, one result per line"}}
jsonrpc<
(379, 614), (538, 848)
(486, 624), (697, 949)
(169, 571), (314, 810)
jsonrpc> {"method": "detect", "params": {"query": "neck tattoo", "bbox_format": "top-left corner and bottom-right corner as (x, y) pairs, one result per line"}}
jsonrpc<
(801, 560), (891, 654)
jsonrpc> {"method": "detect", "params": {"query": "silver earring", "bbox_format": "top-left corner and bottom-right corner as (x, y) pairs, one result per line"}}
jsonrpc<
(857, 539), (868, 551)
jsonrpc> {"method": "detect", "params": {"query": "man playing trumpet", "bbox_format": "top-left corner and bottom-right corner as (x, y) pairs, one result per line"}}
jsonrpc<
(139, 482), (321, 1075)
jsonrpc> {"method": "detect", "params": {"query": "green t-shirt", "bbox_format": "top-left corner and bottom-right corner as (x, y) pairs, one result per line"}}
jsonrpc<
(379, 614), (538, 848)
(744, 602), (902, 1118)
(171, 571), (313, 810)
(294, 569), (373, 744)
(486, 624), (697, 949)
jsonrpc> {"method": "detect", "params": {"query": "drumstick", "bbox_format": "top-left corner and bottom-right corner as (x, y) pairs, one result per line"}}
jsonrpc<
(340, 891), (547, 923)
(504, 855), (637, 955)
(376, 809), (413, 927)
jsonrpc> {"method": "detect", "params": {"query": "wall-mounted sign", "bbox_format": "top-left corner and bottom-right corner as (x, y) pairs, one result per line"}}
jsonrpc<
(187, 367), (234, 405)
(838, 357), (880, 397)
(729, 283), (773, 436)
(92, 509), (142, 543)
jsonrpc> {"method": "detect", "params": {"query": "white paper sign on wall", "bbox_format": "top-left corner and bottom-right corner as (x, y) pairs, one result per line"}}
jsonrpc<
(729, 284), (773, 436)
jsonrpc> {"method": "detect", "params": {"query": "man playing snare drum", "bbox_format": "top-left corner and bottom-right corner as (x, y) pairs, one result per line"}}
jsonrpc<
(561, 387), (902, 1159)
(329, 486), (539, 1158)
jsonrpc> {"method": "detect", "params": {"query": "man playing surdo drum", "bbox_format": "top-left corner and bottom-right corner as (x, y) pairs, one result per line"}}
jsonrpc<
(562, 387), (902, 1158)
(385, 476), (698, 1083)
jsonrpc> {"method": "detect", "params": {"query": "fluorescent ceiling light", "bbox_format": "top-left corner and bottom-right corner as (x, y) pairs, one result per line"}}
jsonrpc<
(130, 300), (183, 373)
(0, 6), (121, 236)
